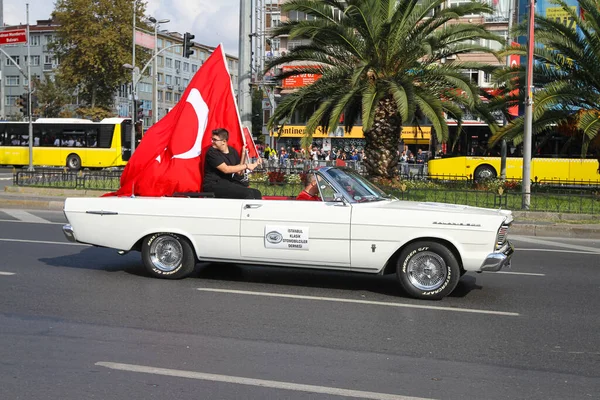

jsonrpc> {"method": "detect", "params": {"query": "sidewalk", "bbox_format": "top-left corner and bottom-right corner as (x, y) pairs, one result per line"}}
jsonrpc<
(2, 186), (600, 239)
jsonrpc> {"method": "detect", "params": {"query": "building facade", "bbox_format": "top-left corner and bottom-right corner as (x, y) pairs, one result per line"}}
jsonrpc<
(0, 18), (239, 129)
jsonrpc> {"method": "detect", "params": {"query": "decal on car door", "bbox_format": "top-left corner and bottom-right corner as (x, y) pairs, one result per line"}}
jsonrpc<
(264, 225), (309, 250)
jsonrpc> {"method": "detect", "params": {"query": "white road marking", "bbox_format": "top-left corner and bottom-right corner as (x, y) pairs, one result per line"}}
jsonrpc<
(196, 288), (520, 316)
(0, 271), (15, 276)
(484, 271), (545, 276)
(511, 236), (600, 254)
(96, 361), (436, 400)
(0, 238), (88, 246)
(0, 219), (64, 225)
(517, 248), (599, 255)
(1, 210), (51, 224)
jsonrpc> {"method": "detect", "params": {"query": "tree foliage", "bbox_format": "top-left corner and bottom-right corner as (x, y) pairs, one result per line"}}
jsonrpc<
(32, 74), (72, 118)
(265, 0), (502, 178)
(52, 0), (150, 109)
(490, 0), (600, 160)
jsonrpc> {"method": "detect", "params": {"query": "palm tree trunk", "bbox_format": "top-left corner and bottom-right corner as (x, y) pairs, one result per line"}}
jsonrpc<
(363, 97), (401, 178)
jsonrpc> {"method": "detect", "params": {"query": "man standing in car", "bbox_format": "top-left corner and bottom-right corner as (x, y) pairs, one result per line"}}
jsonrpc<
(203, 128), (262, 199)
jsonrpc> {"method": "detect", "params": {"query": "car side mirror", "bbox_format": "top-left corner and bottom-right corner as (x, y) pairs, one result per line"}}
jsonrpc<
(333, 192), (346, 203)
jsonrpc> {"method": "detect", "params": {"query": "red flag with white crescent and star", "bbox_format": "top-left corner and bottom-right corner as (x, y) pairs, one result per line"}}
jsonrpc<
(108, 44), (244, 197)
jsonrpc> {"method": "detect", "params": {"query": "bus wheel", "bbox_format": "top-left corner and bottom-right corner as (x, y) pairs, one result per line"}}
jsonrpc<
(474, 164), (496, 181)
(66, 154), (81, 171)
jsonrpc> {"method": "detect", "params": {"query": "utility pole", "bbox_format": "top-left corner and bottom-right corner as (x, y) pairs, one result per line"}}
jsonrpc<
(500, 0), (516, 180)
(26, 3), (33, 171)
(522, 0), (535, 209)
(0, 0), (4, 120)
(238, 0), (252, 133)
(131, 0), (137, 154)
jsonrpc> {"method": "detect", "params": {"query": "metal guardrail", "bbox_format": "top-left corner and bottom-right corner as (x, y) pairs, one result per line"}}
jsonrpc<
(11, 167), (600, 214)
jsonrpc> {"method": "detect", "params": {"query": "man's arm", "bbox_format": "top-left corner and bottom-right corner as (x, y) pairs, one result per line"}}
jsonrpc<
(215, 161), (259, 174)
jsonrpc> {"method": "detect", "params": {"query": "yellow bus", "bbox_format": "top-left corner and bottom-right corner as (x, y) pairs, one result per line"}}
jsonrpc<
(0, 117), (133, 170)
(429, 123), (600, 184)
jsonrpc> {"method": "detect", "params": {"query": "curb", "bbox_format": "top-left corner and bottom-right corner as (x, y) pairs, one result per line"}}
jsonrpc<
(511, 223), (600, 239)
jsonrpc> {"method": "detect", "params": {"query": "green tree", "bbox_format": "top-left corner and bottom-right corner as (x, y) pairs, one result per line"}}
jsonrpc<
(52, 0), (150, 109)
(266, 0), (501, 178)
(490, 0), (600, 164)
(32, 74), (72, 118)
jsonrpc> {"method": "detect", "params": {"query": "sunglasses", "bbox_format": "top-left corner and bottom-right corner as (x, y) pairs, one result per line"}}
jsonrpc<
(211, 138), (224, 142)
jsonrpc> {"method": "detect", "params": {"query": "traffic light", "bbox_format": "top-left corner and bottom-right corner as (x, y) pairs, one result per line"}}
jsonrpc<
(18, 93), (29, 116)
(183, 32), (195, 58)
(136, 101), (144, 122)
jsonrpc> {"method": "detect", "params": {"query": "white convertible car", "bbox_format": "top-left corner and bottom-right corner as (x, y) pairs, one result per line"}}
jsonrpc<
(62, 167), (514, 300)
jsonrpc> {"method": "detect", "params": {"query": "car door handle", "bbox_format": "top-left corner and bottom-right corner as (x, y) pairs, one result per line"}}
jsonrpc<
(244, 204), (262, 209)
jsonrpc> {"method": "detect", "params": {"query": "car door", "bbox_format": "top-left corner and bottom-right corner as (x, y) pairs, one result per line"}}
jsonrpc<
(240, 199), (351, 267)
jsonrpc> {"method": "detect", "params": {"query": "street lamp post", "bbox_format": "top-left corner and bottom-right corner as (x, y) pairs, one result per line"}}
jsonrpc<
(148, 16), (169, 125)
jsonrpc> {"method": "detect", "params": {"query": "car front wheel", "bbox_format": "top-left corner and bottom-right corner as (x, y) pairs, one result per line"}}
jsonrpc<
(396, 241), (460, 300)
(142, 233), (196, 279)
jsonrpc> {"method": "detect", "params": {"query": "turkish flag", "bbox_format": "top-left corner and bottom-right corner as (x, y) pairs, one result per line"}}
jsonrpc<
(242, 126), (259, 159)
(109, 44), (243, 197)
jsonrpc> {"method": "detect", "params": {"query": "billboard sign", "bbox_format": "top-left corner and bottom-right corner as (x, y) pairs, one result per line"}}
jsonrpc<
(0, 29), (27, 45)
(281, 66), (321, 88)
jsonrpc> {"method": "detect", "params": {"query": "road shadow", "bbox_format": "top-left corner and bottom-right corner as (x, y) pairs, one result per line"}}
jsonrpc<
(39, 246), (147, 276)
(39, 247), (482, 299)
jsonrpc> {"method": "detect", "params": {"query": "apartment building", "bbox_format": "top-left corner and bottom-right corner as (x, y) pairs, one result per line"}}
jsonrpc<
(0, 18), (239, 129)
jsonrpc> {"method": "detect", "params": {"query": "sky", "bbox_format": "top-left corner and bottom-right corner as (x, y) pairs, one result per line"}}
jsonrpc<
(2, 0), (241, 56)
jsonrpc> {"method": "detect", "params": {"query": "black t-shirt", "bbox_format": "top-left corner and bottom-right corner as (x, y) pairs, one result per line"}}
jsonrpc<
(204, 146), (242, 185)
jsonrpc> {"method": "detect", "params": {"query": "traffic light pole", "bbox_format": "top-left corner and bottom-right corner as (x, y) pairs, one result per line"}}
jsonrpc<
(26, 4), (33, 171)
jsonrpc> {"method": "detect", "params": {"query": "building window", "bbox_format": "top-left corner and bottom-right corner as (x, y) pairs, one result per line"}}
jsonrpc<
(157, 72), (163, 83)
(271, 38), (280, 51)
(157, 55), (164, 67)
(175, 60), (181, 70)
(165, 91), (172, 102)
(158, 90), (163, 101)
(192, 64), (198, 73)
(6, 76), (19, 86)
(44, 55), (53, 64)
(183, 62), (189, 72)
(174, 93), (181, 102)
(44, 34), (53, 44)
(166, 57), (172, 68)
(165, 75), (172, 84)
(175, 76), (180, 85)
(30, 55), (40, 66)
(183, 78), (189, 86)
(30, 35), (40, 46)
(5, 95), (19, 106)
(157, 38), (163, 49)
(6, 56), (19, 66)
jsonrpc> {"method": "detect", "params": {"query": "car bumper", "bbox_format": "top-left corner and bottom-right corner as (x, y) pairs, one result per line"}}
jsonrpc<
(62, 224), (76, 243)
(480, 240), (514, 272)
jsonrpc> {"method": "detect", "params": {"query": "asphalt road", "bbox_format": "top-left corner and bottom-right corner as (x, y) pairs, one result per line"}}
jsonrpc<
(0, 209), (599, 400)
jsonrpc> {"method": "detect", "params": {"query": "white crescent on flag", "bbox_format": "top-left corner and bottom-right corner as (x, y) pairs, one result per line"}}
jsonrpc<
(172, 88), (209, 160)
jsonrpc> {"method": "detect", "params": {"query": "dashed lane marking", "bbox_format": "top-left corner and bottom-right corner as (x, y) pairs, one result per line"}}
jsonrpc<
(0, 271), (15, 276)
(1, 210), (51, 224)
(516, 248), (600, 255)
(0, 238), (88, 246)
(196, 288), (520, 316)
(484, 271), (545, 276)
(96, 362), (436, 400)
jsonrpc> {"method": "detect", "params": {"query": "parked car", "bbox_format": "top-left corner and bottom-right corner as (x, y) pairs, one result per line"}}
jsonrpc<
(62, 167), (514, 300)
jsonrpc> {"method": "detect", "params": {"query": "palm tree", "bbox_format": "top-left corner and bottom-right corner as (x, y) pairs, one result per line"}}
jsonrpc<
(265, 0), (502, 178)
(490, 0), (600, 166)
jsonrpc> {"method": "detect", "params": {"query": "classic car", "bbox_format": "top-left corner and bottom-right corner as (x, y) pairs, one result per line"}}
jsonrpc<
(62, 167), (514, 300)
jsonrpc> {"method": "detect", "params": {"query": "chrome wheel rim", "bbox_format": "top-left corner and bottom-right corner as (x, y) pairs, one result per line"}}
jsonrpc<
(150, 236), (183, 272)
(407, 251), (447, 291)
(477, 168), (494, 179)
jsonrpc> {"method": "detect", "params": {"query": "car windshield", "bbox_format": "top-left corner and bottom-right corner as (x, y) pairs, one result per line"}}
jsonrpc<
(326, 168), (389, 202)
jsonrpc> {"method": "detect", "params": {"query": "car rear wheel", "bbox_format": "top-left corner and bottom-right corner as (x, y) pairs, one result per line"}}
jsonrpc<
(396, 241), (460, 300)
(142, 233), (196, 279)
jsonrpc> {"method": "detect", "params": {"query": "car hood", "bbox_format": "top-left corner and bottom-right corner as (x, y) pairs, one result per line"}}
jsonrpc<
(377, 199), (513, 221)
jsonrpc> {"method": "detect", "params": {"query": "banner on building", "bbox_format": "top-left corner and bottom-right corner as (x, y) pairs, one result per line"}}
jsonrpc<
(281, 66), (322, 88)
(135, 30), (155, 50)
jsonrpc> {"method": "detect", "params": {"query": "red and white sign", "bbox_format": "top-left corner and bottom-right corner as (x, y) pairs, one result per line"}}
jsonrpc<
(135, 30), (155, 50)
(282, 66), (321, 88)
(0, 29), (27, 45)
